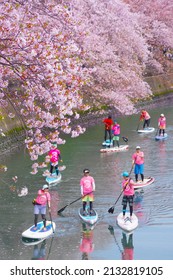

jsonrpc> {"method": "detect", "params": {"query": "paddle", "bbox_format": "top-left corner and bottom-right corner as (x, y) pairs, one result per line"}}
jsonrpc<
(108, 225), (123, 254)
(108, 163), (135, 214)
(122, 136), (128, 143)
(46, 196), (54, 233)
(48, 209), (54, 233)
(136, 121), (141, 131)
(155, 128), (159, 137)
(57, 192), (93, 214)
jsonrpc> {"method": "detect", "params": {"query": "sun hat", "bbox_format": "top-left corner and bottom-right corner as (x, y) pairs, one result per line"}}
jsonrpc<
(160, 114), (164, 117)
(42, 184), (49, 190)
(83, 169), (90, 174)
(136, 146), (140, 149)
(122, 171), (129, 177)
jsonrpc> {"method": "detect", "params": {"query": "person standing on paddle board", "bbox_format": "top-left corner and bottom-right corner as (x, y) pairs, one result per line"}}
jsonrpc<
(103, 115), (114, 143)
(132, 146), (144, 182)
(48, 143), (62, 177)
(158, 113), (166, 136)
(112, 120), (120, 147)
(121, 172), (135, 221)
(80, 169), (95, 216)
(140, 110), (151, 129)
(33, 184), (51, 231)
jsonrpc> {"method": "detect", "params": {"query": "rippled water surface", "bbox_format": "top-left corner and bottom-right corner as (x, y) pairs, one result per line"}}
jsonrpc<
(1, 105), (173, 260)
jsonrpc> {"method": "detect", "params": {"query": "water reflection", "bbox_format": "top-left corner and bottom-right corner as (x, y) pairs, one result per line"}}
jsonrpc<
(22, 237), (55, 260)
(31, 239), (46, 260)
(134, 190), (145, 225)
(79, 223), (94, 260)
(121, 232), (134, 260)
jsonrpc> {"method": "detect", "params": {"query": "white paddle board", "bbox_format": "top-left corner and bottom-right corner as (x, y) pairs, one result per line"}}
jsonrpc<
(138, 127), (155, 133)
(22, 237), (46, 246)
(22, 221), (55, 239)
(102, 140), (113, 147)
(78, 208), (98, 225)
(155, 133), (168, 140)
(100, 145), (129, 153)
(117, 212), (138, 232)
(133, 177), (155, 190)
(46, 172), (61, 185)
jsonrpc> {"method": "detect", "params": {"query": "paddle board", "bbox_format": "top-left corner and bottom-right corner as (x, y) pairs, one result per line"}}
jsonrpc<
(100, 144), (129, 153)
(46, 172), (61, 185)
(133, 177), (155, 190)
(22, 236), (45, 246)
(22, 221), (56, 239)
(78, 208), (98, 225)
(155, 133), (168, 140)
(102, 140), (113, 147)
(117, 212), (138, 232)
(138, 127), (155, 133)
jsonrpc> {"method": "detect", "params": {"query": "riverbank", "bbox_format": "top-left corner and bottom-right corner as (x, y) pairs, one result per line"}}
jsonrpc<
(0, 91), (173, 157)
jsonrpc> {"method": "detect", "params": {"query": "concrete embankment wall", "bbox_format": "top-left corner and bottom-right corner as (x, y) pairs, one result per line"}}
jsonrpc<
(145, 73), (173, 94)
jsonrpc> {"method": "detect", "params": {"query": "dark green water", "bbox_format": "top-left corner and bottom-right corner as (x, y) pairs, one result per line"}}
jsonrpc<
(1, 105), (173, 260)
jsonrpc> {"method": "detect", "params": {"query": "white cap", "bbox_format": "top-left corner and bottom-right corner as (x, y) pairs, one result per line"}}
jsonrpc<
(42, 184), (49, 190)
(136, 146), (140, 149)
(160, 114), (164, 117)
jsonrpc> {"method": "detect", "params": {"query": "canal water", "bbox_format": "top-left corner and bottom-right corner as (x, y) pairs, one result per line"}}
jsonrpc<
(0, 105), (173, 260)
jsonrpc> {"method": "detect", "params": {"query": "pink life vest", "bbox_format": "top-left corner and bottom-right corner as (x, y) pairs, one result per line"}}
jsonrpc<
(112, 124), (120, 135)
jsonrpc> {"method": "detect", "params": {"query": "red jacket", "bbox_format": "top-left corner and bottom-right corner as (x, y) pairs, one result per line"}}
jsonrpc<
(103, 118), (113, 130)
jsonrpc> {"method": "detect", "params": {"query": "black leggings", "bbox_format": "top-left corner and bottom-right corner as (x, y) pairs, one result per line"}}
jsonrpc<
(135, 174), (144, 182)
(143, 119), (150, 128)
(34, 214), (46, 227)
(104, 129), (112, 142)
(50, 164), (59, 175)
(83, 201), (93, 211)
(123, 205), (133, 216)
(159, 129), (165, 136)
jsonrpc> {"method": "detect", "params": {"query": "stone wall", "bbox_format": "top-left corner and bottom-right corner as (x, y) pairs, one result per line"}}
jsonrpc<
(145, 73), (173, 94)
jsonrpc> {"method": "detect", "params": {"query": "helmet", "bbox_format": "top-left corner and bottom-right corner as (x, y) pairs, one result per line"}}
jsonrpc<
(52, 143), (57, 148)
(122, 171), (129, 177)
(42, 184), (49, 190)
(83, 169), (90, 174)
(160, 114), (164, 117)
(136, 146), (140, 149)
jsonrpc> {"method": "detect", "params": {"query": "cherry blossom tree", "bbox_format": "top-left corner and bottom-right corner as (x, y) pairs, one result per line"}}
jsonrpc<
(65, 0), (173, 110)
(67, 0), (153, 114)
(0, 0), (91, 174)
(1, 0), (173, 174)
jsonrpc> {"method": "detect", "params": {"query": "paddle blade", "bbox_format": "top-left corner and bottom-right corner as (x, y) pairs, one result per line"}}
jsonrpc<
(122, 136), (128, 142)
(57, 205), (67, 214)
(108, 206), (114, 214)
